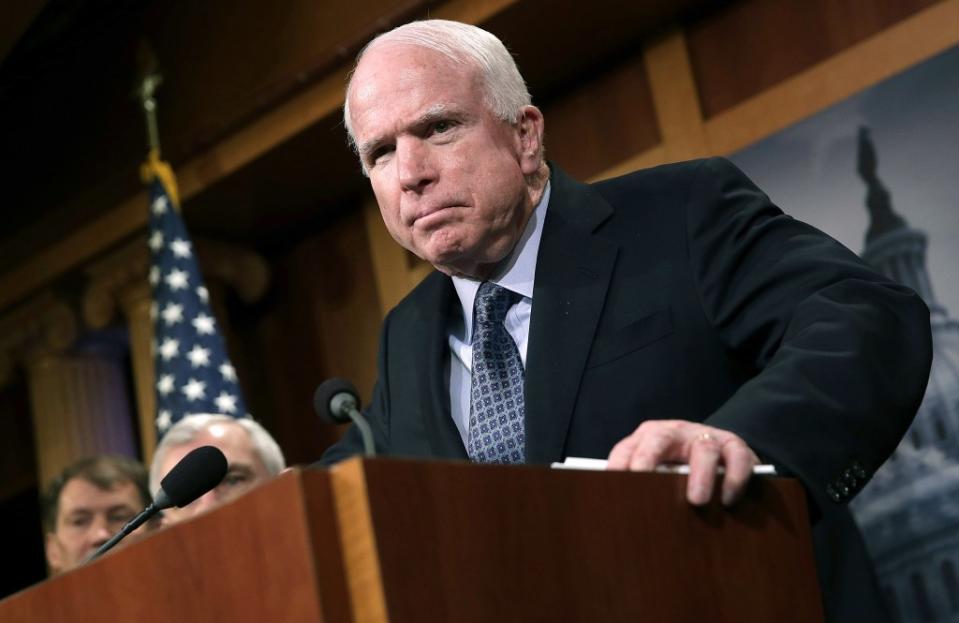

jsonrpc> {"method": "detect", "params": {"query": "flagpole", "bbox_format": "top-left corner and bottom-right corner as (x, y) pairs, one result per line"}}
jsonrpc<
(138, 69), (163, 157)
(135, 42), (180, 209)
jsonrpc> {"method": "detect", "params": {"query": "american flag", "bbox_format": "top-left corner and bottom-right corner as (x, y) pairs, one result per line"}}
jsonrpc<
(146, 171), (249, 435)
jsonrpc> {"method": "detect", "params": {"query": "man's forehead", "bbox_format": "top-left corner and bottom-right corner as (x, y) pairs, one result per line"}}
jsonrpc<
(350, 44), (480, 133)
(59, 478), (140, 512)
(163, 423), (263, 470)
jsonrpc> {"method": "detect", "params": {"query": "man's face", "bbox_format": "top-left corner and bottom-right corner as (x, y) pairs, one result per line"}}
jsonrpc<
(348, 43), (545, 278)
(158, 422), (271, 525)
(45, 478), (143, 574)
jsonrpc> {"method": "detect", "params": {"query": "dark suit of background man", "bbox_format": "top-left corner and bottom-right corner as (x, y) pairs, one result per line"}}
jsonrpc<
(321, 19), (932, 621)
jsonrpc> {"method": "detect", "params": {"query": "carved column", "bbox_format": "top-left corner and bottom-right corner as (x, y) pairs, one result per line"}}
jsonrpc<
(0, 292), (136, 486)
(84, 238), (157, 460)
(119, 283), (157, 461)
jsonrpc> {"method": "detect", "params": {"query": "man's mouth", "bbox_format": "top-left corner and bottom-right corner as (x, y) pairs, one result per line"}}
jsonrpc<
(412, 204), (461, 227)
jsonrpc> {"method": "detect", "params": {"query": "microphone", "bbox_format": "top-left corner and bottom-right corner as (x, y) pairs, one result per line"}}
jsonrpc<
(87, 445), (228, 562)
(314, 378), (375, 457)
(153, 445), (229, 510)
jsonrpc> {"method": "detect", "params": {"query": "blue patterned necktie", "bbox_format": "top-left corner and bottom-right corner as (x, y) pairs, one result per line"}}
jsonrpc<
(467, 281), (526, 463)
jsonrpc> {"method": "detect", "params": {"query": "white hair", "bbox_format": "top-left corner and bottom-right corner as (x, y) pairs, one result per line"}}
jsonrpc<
(149, 414), (286, 498)
(343, 19), (532, 156)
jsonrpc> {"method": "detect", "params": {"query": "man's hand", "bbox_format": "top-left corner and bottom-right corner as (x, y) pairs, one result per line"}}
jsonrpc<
(606, 420), (759, 506)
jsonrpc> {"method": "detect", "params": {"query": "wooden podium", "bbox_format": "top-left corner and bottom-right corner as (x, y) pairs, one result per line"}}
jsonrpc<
(0, 458), (824, 622)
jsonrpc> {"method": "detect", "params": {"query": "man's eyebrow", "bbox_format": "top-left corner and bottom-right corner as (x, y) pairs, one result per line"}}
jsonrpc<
(413, 103), (459, 127)
(107, 504), (137, 513)
(357, 104), (463, 158)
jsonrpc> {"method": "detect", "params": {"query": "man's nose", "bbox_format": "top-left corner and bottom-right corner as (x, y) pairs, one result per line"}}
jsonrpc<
(89, 518), (113, 547)
(190, 489), (221, 514)
(396, 139), (435, 193)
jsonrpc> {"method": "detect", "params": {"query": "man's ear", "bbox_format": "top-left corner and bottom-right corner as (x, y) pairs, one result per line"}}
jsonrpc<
(514, 105), (545, 175)
(44, 531), (62, 574)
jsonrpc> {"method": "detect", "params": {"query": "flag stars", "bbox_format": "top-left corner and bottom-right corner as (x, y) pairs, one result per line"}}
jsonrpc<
(193, 313), (215, 335)
(171, 238), (192, 258)
(157, 374), (175, 396)
(161, 303), (184, 326)
(165, 269), (189, 290)
(214, 391), (238, 414)
(182, 378), (206, 402)
(150, 184), (247, 430)
(219, 363), (237, 382)
(159, 338), (180, 361)
(186, 345), (211, 368)
(152, 195), (169, 215)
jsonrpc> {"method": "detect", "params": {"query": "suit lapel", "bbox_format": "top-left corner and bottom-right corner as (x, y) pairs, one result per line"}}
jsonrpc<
(410, 274), (468, 459)
(525, 167), (618, 464)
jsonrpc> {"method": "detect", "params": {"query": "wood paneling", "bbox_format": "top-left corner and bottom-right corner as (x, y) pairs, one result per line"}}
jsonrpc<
(643, 28), (708, 163)
(686, 0), (943, 118)
(0, 0), (521, 315)
(702, 0), (959, 155)
(240, 209), (381, 466)
(544, 55), (660, 181)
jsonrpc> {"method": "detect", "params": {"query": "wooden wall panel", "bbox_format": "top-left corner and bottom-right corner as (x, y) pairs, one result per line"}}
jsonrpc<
(685, 0), (942, 118)
(543, 55), (660, 181)
(702, 0), (959, 156)
(150, 0), (430, 161)
(241, 209), (381, 465)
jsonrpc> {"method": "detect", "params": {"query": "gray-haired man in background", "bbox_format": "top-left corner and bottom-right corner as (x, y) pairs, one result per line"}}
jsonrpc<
(150, 414), (285, 525)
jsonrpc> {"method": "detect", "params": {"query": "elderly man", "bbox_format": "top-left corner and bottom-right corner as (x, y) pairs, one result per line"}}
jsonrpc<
(42, 454), (151, 575)
(321, 19), (931, 621)
(150, 414), (285, 524)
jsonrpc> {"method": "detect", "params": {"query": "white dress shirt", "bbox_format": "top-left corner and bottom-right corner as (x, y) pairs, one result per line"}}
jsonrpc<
(448, 182), (551, 445)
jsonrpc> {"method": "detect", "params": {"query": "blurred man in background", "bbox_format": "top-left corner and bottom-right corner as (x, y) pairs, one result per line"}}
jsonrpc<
(42, 455), (151, 575)
(150, 414), (285, 525)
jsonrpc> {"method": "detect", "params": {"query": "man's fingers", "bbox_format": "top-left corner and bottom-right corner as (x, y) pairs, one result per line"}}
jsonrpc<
(608, 422), (680, 471)
(628, 429), (676, 472)
(719, 438), (759, 506)
(686, 432), (722, 505)
(606, 436), (639, 470)
(606, 420), (761, 507)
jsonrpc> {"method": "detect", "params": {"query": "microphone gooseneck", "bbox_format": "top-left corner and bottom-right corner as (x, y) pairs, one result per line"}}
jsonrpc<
(86, 445), (228, 563)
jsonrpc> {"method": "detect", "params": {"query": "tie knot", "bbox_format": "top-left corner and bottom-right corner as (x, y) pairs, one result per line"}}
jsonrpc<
(474, 282), (517, 326)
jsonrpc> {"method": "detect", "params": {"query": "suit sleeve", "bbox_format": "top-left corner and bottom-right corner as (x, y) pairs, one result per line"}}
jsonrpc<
(317, 311), (393, 466)
(687, 158), (932, 515)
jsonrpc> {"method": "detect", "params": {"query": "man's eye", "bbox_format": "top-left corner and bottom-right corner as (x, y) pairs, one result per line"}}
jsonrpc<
(108, 511), (135, 524)
(223, 472), (250, 487)
(67, 516), (90, 528)
(433, 121), (454, 134)
(370, 145), (394, 166)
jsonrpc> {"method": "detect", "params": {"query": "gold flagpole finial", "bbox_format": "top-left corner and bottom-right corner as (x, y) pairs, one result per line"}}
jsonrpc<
(136, 39), (163, 156)
(135, 39), (179, 207)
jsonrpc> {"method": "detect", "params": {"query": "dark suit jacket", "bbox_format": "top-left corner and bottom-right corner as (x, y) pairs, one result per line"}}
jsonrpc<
(322, 158), (932, 622)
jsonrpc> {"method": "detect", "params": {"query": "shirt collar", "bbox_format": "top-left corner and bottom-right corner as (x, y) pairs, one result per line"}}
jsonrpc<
(451, 181), (550, 334)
